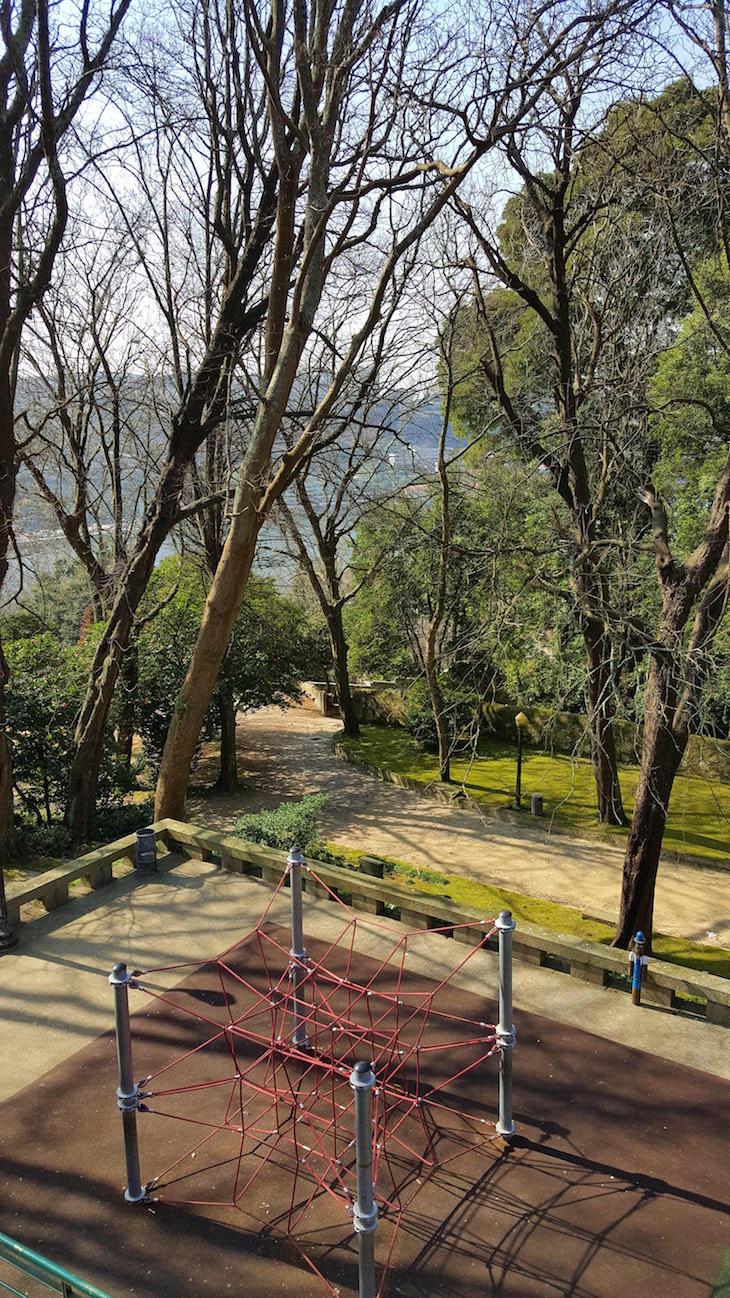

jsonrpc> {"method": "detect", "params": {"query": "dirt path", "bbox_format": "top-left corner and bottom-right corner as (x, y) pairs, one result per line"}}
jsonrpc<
(188, 703), (730, 946)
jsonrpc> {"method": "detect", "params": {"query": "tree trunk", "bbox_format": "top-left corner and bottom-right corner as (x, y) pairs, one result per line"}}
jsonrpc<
(585, 623), (626, 826)
(0, 703), (15, 855)
(328, 610), (359, 739)
(425, 355), (452, 785)
(155, 480), (264, 821)
(0, 313), (18, 857)
(66, 453), (189, 842)
(117, 641), (138, 766)
(614, 715), (685, 950)
(215, 680), (239, 794)
(424, 662), (450, 783)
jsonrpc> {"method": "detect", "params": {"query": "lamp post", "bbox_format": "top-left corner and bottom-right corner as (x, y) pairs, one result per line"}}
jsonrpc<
(514, 711), (528, 809)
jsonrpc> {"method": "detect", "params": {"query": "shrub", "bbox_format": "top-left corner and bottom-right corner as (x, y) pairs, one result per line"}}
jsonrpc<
(233, 794), (327, 852)
(306, 841), (350, 868)
(404, 679), (474, 754)
(17, 821), (73, 859)
(94, 801), (156, 843)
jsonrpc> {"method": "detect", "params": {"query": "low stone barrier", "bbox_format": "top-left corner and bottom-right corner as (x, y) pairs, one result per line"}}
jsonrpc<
(6, 818), (729, 1027)
(4, 825), (171, 924)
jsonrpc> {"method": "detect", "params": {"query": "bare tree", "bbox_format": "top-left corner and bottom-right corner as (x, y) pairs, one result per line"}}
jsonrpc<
(17, 226), (161, 618)
(154, 0), (637, 822)
(612, 5), (730, 944)
(0, 0), (132, 944)
(452, 35), (673, 824)
(63, 0), (281, 839)
(275, 378), (407, 738)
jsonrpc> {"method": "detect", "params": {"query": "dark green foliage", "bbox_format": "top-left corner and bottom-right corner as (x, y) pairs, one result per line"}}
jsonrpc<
(135, 559), (324, 767)
(17, 820), (73, 859)
(15, 799), (155, 859)
(404, 679), (474, 753)
(233, 793), (327, 852)
(5, 630), (134, 825)
(94, 800), (156, 842)
(304, 842), (350, 867)
(346, 453), (585, 714)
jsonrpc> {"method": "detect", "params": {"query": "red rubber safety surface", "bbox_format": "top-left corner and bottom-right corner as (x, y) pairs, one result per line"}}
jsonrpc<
(0, 926), (728, 1298)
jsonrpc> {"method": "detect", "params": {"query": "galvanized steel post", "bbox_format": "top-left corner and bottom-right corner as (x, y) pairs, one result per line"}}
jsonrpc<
(287, 845), (310, 1050)
(350, 1060), (378, 1298)
(495, 910), (516, 1140)
(109, 962), (145, 1202)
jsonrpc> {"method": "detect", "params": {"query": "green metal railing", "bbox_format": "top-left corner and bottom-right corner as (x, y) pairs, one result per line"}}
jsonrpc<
(0, 1232), (113, 1298)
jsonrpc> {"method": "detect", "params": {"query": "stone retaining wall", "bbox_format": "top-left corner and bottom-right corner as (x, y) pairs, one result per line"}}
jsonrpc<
(6, 818), (729, 1027)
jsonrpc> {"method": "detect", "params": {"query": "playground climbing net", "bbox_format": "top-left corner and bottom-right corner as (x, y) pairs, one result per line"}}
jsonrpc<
(112, 852), (515, 1296)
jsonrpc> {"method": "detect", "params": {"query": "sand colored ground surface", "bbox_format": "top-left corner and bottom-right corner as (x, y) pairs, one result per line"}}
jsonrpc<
(188, 705), (730, 948)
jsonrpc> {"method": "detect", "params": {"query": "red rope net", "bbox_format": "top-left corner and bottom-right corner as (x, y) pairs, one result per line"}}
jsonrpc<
(128, 864), (503, 1295)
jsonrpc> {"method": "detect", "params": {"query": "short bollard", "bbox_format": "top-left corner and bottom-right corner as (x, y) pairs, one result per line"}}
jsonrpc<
(109, 962), (146, 1202)
(630, 931), (647, 1006)
(287, 845), (310, 1050)
(350, 1060), (378, 1298)
(495, 909), (516, 1140)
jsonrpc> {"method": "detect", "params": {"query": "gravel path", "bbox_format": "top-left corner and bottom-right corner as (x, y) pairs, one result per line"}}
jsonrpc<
(188, 703), (730, 946)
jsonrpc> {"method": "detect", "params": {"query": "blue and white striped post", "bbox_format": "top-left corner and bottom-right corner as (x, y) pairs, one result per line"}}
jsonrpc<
(630, 930), (647, 1006)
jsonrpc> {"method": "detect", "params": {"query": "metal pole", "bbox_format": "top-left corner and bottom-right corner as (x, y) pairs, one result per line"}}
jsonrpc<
(350, 1060), (378, 1298)
(515, 725), (523, 809)
(109, 962), (145, 1203)
(0, 866), (18, 952)
(631, 930), (646, 1006)
(287, 845), (309, 1050)
(495, 910), (516, 1140)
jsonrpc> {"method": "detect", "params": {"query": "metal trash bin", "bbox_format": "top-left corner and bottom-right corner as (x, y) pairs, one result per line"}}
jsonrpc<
(530, 793), (543, 817)
(135, 827), (157, 876)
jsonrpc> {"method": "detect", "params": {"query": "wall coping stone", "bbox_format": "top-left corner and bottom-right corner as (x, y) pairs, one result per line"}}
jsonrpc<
(7, 817), (728, 1019)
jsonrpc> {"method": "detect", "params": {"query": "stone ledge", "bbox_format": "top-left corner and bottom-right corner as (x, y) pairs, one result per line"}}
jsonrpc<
(164, 821), (730, 1022)
(6, 818), (729, 1025)
(6, 823), (170, 920)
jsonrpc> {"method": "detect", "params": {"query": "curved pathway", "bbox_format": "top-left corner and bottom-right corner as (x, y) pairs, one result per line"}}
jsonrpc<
(188, 703), (730, 947)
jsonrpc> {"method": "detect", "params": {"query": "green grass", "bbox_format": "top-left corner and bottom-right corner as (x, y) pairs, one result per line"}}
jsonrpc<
(341, 726), (730, 865)
(326, 841), (730, 981)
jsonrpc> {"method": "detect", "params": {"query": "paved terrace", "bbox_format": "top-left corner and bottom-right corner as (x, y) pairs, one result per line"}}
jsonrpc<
(2, 850), (729, 1106)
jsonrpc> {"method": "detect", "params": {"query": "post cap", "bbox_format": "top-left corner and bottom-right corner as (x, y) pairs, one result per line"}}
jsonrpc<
(515, 711), (529, 728)
(634, 930), (646, 945)
(350, 1058), (376, 1090)
(495, 909), (516, 932)
(287, 844), (305, 867)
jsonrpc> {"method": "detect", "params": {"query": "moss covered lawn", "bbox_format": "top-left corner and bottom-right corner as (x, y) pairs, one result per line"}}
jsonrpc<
(327, 841), (730, 982)
(341, 726), (730, 866)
